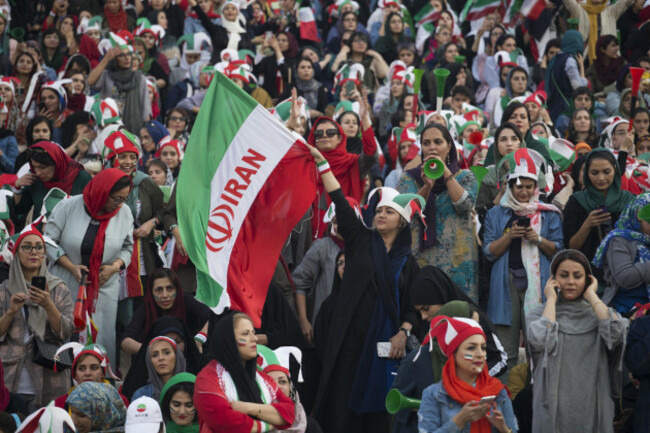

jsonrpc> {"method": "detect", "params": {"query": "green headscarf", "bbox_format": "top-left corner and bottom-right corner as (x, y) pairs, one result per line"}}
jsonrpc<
(159, 373), (199, 433)
(573, 148), (635, 213)
(430, 300), (471, 382)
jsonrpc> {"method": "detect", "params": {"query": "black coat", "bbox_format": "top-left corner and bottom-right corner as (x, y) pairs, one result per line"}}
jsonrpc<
(313, 189), (420, 423)
(624, 315), (650, 433)
(191, 5), (252, 64)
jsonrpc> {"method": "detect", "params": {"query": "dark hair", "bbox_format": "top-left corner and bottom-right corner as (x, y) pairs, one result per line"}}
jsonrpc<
(501, 101), (530, 128)
(28, 147), (55, 166)
(148, 158), (169, 173)
(550, 249), (593, 277)
(110, 175), (133, 193)
(567, 107), (597, 144)
(385, 12), (403, 35)
(391, 108), (410, 127)
(633, 107), (650, 120)
(0, 412), (18, 433)
(420, 123), (454, 147)
(64, 54), (91, 77)
(12, 52), (38, 77)
(507, 177), (536, 188)
(160, 381), (195, 422)
(495, 34), (515, 51)
(145, 268), (187, 334)
(204, 312), (262, 403)
(544, 38), (561, 55)
(637, 56), (650, 66)
(314, 118), (338, 131)
(451, 85), (473, 101)
(341, 10), (358, 24)
(296, 57), (314, 72)
(494, 121), (524, 146)
(26, 116), (53, 147)
(598, 34), (618, 53)
(573, 86), (593, 104)
(349, 30), (369, 48)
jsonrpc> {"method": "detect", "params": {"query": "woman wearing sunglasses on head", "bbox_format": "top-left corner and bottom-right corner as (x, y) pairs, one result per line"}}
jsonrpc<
(287, 89), (378, 238)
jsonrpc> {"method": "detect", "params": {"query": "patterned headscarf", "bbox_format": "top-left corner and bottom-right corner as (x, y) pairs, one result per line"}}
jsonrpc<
(66, 382), (126, 431)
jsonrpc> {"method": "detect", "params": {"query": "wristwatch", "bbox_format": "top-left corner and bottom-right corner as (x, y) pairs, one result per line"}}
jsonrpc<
(399, 327), (411, 338)
(535, 235), (543, 246)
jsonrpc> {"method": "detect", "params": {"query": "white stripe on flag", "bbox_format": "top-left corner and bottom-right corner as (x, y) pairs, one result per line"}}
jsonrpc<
(205, 106), (296, 311)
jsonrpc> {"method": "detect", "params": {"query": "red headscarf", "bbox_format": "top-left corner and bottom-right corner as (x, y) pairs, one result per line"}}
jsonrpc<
(82, 168), (132, 313)
(78, 35), (100, 68)
(104, 3), (128, 32)
(30, 141), (84, 194)
(307, 117), (363, 236)
(0, 360), (9, 412)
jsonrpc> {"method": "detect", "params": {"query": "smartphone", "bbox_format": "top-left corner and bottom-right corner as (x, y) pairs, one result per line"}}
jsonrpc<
(37, 101), (46, 112)
(264, 31), (273, 41)
(597, 206), (608, 214)
(479, 395), (496, 406)
(344, 81), (356, 97)
(376, 342), (391, 358)
(31, 276), (46, 291)
(518, 217), (530, 227)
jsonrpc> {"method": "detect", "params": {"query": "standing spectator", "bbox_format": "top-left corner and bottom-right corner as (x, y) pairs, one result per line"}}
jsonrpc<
(527, 249), (628, 433)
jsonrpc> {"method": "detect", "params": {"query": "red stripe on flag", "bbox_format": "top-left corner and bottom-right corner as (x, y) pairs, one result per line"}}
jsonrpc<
(226, 141), (318, 327)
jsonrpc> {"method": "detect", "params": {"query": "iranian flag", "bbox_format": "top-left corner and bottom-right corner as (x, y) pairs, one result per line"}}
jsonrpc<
(459, 0), (501, 22)
(413, 3), (440, 27)
(177, 73), (318, 326)
(298, 7), (320, 42)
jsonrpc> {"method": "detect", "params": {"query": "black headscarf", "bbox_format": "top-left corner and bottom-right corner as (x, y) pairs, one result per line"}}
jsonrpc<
(60, 111), (90, 149)
(410, 265), (475, 306)
(204, 312), (263, 404)
(121, 317), (202, 400)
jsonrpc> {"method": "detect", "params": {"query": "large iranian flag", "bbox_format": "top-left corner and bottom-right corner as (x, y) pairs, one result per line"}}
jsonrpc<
(177, 73), (318, 326)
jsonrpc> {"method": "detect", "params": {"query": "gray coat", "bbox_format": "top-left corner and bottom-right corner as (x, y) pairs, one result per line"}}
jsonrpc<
(292, 237), (340, 322)
(44, 195), (134, 366)
(602, 236), (650, 306)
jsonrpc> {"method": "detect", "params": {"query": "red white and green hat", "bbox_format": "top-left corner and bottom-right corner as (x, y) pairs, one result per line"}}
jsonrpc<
(0, 76), (20, 98)
(135, 18), (153, 38)
(16, 402), (76, 433)
(323, 196), (362, 223)
(257, 345), (304, 382)
(333, 63), (365, 93)
(327, 0), (360, 18)
(494, 50), (518, 69)
(219, 48), (254, 66)
(498, 148), (546, 185)
(271, 96), (309, 123)
(524, 91), (547, 108)
(177, 32), (212, 55)
(77, 16), (102, 35)
(388, 60), (415, 91)
(40, 79), (72, 112)
(453, 111), (481, 137)
(549, 138), (575, 173)
(91, 98), (121, 128)
(367, 187), (426, 224)
(104, 129), (141, 160)
(54, 342), (118, 384)
(109, 31), (131, 50)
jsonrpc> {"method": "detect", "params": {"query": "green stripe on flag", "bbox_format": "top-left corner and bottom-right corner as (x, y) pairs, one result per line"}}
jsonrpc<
(176, 72), (258, 310)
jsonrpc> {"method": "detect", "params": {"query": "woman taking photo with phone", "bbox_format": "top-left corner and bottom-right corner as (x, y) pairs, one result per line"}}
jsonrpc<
(563, 148), (634, 283)
(418, 316), (517, 433)
(0, 226), (73, 410)
(526, 250), (628, 433)
(482, 148), (563, 381)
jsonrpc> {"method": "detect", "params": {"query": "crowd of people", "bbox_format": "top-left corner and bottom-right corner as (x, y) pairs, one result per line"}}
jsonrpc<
(0, 0), (649, 432)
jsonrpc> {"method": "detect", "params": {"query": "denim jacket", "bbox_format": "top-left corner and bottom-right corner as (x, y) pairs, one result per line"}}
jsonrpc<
(482, 205), (564, 326)
(418, 382), (517, 433)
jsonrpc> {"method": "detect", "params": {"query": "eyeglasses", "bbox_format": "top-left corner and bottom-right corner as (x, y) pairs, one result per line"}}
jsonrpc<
(352, 39), (367, 44)
(110, 194), (128, 205)
(116, 52), (133, 59)
(21, 244), (45, 253)
(314, 128), (339, 139)
(613, 130), (628, 137)
(168, 116), (187, 122)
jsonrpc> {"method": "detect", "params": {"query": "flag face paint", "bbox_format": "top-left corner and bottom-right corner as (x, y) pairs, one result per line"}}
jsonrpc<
(237, 338), (248, 346)
(463, 354), (474, 360)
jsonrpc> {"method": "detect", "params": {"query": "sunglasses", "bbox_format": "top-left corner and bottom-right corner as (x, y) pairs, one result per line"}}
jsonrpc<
(168, 116), (187, 122)
(314, 128), (339, 139)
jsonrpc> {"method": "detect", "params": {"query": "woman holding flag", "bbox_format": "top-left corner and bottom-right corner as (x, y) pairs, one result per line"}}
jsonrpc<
(303, 132), (421, 433)
(45, 168), (134, 369)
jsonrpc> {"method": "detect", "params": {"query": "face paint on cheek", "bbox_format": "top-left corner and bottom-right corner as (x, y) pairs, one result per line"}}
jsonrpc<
(464, 354), (474, 360)
(237, 338), (247, 346)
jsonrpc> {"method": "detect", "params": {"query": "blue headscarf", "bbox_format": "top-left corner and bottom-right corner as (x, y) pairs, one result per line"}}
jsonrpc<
(561, 30), (584, 55)
(593, 193), (650, 268)
(66, 382), (126, 432)
(144, 120), (170, 147)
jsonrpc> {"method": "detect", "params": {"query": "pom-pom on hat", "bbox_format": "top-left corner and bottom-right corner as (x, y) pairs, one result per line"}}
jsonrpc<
(524, 91), (547, 108)
(109, 32), (131, 50)
(501, 148), (545, 185)
(54, 342), (118, 383)
(429, 315), (485, 358)
(257, 345), (304, 382)
(494, 50), (518, 69)
(77, 16), (102, 34)
(367, 187), (426, 224)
